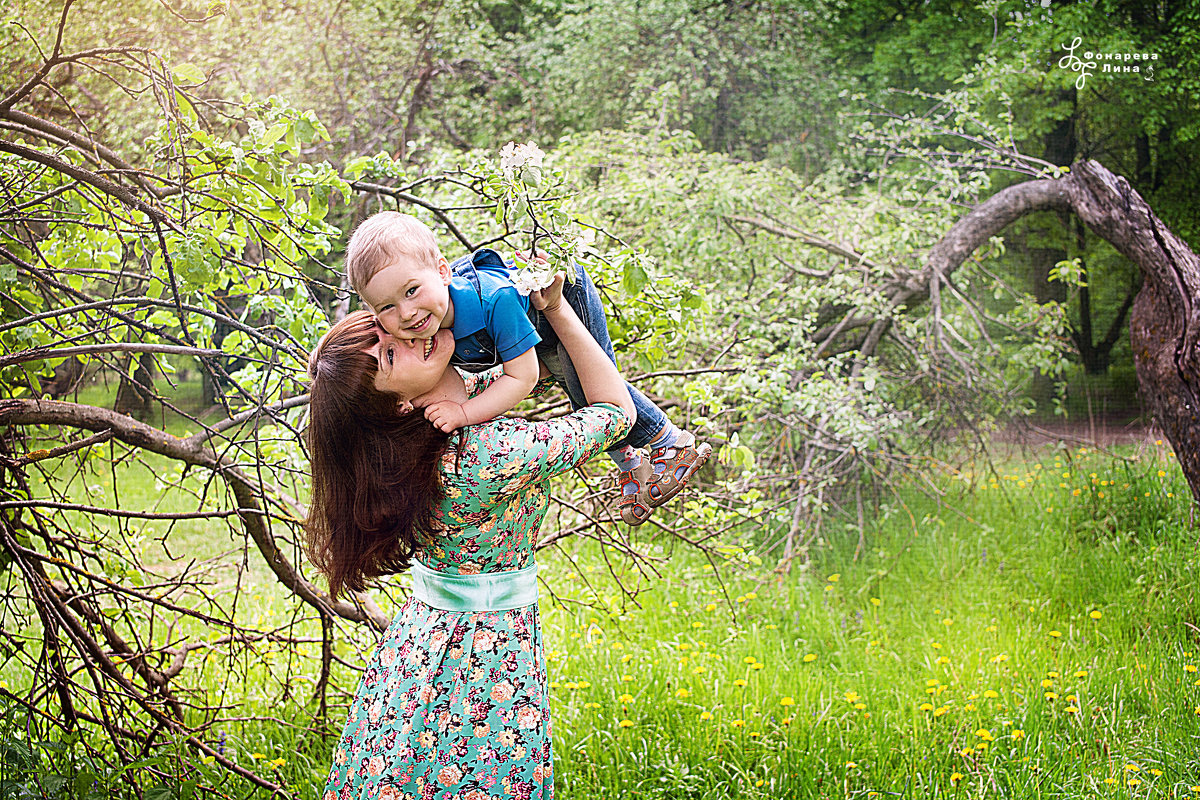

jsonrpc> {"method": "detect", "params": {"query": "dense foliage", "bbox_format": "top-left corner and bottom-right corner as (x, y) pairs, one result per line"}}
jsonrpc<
(2, 0), (1199, 794)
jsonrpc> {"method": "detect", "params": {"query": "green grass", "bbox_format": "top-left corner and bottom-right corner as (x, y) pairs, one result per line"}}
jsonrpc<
(3, 441), (1199, 799)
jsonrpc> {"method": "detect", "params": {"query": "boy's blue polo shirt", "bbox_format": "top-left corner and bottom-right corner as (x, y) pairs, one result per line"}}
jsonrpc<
(447, 250), (541, 370)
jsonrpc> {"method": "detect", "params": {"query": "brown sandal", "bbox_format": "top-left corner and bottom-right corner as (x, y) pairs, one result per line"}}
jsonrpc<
(645, 432), (711, 507)
(617, 459), (654, 525)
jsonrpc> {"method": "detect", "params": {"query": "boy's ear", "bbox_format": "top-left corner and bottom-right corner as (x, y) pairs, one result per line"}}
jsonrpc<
(437, 256), (452, 285)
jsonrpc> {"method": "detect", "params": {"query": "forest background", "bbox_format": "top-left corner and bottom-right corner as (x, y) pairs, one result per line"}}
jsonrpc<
(1, 0), (1199, 797)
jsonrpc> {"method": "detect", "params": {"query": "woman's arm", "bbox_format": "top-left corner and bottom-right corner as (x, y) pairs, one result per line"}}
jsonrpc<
(531, 274), (636, 422)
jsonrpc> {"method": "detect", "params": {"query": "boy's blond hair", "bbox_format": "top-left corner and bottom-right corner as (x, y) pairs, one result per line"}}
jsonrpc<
(345, 212), (443, 295)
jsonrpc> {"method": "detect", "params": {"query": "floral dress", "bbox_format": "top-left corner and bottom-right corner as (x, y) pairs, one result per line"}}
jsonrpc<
(323, 371), (629, 800)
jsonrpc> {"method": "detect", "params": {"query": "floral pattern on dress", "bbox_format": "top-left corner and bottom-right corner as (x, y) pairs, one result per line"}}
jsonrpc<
(323, 370), (628, 800)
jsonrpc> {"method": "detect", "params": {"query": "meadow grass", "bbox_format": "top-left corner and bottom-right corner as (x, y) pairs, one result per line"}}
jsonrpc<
(3, 439), (1198, 799)
(539, 440), (1199, 799)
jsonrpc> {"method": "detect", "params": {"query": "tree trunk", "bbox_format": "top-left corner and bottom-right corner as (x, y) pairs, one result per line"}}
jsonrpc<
(926, 160), (1200, 504)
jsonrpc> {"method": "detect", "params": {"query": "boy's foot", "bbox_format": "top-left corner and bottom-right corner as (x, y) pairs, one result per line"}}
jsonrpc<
(644, 431), (711, 507)
(616, 459), (654, 526)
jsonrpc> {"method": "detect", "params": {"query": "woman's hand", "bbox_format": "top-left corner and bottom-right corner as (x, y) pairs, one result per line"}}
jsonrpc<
(530, 271), (566, 313)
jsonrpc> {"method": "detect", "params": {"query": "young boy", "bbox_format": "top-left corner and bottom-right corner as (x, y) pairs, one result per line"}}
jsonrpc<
(344, 211), (709, 525)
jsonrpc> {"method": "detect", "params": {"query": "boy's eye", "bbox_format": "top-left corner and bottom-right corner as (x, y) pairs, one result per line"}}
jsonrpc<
(387, 347), (394, 366)
(405, 287), (417, 297)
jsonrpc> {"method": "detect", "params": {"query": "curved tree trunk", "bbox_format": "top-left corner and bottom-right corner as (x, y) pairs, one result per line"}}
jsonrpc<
(927, 160), (1200, 504)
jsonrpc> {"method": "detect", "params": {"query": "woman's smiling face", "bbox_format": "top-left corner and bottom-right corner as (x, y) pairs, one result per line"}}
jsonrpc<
(370, 324), (456, 403)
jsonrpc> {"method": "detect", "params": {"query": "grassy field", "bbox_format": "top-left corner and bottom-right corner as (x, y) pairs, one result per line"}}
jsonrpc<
(3, 436), (1198, 799)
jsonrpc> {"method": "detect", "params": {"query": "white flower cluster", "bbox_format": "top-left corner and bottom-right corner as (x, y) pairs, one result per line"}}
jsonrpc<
(510, 260), (557, 296)
(499, 141), (545, 172)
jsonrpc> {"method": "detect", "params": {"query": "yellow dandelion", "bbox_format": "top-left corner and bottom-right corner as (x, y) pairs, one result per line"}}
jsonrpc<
(919, 702), (934, 711)
(870, 597), (881, 606)
(951, 772), (964, 783)
(828, 573), (841, 583)
(1049, 630), (1062, 638)
(618, 719), (634, 728)
(731, 719), (745, 728)
(699, 711), (713, 720)
(618, 693), (633, 703)
(1074, 670), (1088, 678)
(780, 696), (795, 706)
(675, 688), (691, 698)
(846, 761), (857, 768)
(803, 653), (818, 663)
(983, 689), (999, 698)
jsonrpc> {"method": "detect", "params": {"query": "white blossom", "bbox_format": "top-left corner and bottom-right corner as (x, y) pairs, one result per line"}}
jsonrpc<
(499, 141), (545, 172)
(510, 262), (557, 296)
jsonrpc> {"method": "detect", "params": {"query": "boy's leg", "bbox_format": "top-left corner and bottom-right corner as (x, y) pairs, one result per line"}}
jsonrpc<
(551, 262), (672, 452)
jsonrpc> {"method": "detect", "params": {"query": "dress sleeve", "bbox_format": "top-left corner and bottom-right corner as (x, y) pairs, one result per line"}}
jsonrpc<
(460, 403), (631, 499)
(461, 366), (503, 399)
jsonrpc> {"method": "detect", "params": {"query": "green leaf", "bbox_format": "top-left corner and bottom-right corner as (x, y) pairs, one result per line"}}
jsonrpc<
(171, 63), (207, 84)
(261, 122), (289, 146)
(621, 261), (648, 295)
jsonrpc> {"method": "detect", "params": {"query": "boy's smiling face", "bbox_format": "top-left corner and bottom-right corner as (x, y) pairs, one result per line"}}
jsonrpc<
(360, 256), (454, 342)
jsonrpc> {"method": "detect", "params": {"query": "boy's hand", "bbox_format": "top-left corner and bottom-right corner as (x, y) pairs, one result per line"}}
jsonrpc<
(423, 400), (470, 432)
(529, 271), (566, 313)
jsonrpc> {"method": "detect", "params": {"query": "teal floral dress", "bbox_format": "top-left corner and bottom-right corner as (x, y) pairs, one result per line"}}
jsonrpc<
(323, 371), (629, 800)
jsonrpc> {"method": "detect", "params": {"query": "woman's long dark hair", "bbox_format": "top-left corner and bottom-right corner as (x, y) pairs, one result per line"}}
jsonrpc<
(304, 310), (451, 599)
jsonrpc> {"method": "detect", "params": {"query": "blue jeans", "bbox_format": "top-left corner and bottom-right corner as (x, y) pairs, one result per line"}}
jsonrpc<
(533, 263), (668, 454)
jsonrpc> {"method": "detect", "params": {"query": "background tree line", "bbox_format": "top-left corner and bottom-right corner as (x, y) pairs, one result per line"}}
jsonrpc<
(2, 0), (1199, 794)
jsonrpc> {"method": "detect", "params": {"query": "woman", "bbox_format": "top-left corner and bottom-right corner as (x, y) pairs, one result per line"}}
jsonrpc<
(306, 275), (634, 800)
